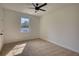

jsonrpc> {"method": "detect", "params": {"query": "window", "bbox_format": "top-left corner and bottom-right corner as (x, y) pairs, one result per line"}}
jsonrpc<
(21, 16), (30, 32)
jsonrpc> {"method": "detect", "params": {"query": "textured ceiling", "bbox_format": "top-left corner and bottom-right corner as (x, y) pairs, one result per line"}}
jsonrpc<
(0, 3), (78, 16)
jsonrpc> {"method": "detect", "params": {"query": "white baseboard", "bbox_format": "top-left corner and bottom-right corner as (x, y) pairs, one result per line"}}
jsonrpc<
(42, 38), (79, 53)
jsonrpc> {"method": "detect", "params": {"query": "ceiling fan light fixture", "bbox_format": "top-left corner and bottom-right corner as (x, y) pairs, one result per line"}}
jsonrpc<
(31, 3), (47, 13)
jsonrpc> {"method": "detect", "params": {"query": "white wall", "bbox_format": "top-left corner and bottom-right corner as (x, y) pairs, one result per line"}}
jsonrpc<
(40, 5), (79, 53)
(0, 7), (4, 33)
(0, 7), (4, 51)
(0, 8), (40, 44)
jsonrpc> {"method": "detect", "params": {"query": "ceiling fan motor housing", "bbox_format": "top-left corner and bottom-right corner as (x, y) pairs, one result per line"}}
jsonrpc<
(32, 3), (47, 13)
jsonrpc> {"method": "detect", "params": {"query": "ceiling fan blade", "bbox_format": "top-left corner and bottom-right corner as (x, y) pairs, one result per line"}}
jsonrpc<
(36, 3), (39, 7)
(32, 3), (36, 7)
(38, 3), (47, 8)
(39, 9), (46, 11)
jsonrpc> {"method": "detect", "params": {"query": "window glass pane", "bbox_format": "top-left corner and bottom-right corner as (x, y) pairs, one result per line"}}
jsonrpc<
(21, 16), (29, 32)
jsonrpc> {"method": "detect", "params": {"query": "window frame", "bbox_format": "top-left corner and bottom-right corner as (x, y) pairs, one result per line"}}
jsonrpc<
(20, 16), (30, 33)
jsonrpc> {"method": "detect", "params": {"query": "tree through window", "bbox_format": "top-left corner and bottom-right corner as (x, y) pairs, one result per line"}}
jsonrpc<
(21, 16), (30, 32)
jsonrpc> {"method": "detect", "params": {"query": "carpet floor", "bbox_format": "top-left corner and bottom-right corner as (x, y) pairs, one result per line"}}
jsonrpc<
(1, 39), (79, 56)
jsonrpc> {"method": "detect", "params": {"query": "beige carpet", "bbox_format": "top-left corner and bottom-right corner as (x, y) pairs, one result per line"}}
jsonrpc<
(1, 39), (79, 56)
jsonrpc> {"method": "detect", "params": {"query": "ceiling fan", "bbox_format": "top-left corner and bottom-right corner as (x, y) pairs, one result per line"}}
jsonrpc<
(30, 3), (47, 13)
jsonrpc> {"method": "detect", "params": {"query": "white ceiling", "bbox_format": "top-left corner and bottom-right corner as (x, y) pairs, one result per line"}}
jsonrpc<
(0, 3), (78, 16)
